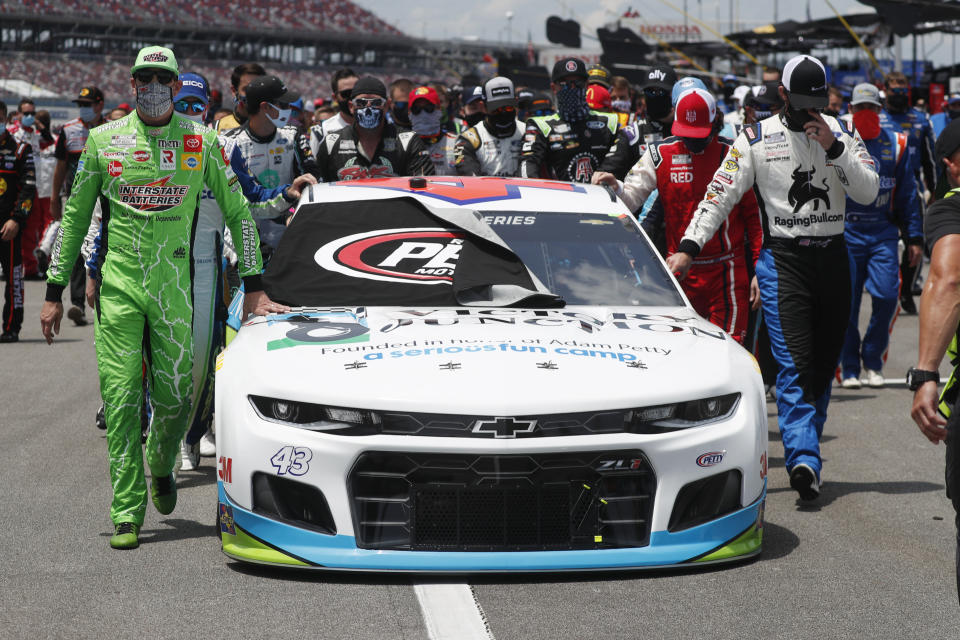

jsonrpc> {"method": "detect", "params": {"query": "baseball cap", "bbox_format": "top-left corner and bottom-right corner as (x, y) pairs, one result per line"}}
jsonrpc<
(722, 73), (737, 84)
(947, 93), (960, 106)
(517, 88), (535, 108)
(748, 81), (784, 108)
(245, 75), (299, 113)
(936, 118), (960, 162)
(174, 73), (209, 104)
(850, 83), (881, 107)
(351, 76), (387, 99)
(483, 76), (517, 111)
(552, 57), (588, 82)
(672, 89), (716, 138)
(409, 85), (440, 107)
(671, 77), (707, 106)
(781, 54), (829, 110)
(529, 92), (553, 114)
(732, 85), (751, 106)
(587, 64), (612, 88)
(586, 84), (611, 110)
(462, 85), (484, 105)
(131, 46), (178, 76)
(644, 63), (677, 91)
(73, 86), (104, 104)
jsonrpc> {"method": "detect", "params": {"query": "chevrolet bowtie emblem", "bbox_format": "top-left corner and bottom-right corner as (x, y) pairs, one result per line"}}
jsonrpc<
(472, 417), (538, 438)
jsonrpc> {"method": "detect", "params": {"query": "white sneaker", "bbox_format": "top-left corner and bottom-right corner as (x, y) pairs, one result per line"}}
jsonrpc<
(199, 430), (216, 457)
(840, 376), (862, 389)
(178, 439), (200, 471)
(864, 368), (884, 388)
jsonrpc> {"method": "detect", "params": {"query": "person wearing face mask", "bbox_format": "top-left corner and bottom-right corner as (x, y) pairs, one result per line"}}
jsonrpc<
(215, 62), (266, 133)
(882, 71), (936, 315)
(932, 94), (960, 139)
(8, 98), (54, 279)
(716, 74), (739, 114)
(598, 63), (678, 181)
(460, 86), (486, 131)
(836, 83), (921, 390)
(824, 86), (845, 119)
(609, 76), (636, 128)
(308, 68), (358, 157)
(222, 75), (318, 257)
(518, 57), (618, 182)
(453, 76), (525, 177)
(407, 85), (457, 175)
(39, 46), (277, 550)
(665, 55), (879, 502)
(388, 78), (414, 129)
(312, 75), (434, 182)
(593, 88), (762, 344)
(50, 86), (106, 327)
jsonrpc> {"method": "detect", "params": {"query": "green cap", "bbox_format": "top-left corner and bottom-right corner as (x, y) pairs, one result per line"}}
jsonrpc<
(131, 46), (179, 76)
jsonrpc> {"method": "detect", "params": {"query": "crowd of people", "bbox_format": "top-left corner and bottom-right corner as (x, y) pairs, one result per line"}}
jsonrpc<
(5, 42), (960, 591)
(0, 0), (404, 36)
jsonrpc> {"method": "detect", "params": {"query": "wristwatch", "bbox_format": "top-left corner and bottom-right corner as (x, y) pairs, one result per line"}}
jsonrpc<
(906, 367), (940, 391)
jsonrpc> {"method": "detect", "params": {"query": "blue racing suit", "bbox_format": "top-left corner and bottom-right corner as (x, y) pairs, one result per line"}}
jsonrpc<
(931, 111), (959, 140)
(840, 128), (921, 379)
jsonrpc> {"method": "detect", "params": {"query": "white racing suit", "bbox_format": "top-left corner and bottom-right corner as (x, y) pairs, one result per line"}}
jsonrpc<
(677, 113), (879, 483)
(453, 120), (524, 176)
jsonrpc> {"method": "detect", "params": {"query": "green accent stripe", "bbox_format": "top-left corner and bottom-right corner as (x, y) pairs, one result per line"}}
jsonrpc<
(690, 523), (763, 563)
(221, 523), (315, 567)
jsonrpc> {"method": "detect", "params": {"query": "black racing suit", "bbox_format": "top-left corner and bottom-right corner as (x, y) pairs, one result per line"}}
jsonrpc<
(518, 111), (618, 183)
(0, 130), (35, 335)
(313, 123), (434, 181)
(599, 117), (673, 180)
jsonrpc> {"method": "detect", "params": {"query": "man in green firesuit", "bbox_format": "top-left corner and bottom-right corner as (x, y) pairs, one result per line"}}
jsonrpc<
(40, 46), (285, 549)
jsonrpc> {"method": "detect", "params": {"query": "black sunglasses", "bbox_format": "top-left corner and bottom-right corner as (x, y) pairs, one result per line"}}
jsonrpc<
(352, 97), (386, 109)
(134, 69), (176, 85)
(409, 103), (436, 115)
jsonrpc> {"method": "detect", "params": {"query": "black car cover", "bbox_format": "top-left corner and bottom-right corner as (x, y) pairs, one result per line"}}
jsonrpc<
(263, 196), (562, 308)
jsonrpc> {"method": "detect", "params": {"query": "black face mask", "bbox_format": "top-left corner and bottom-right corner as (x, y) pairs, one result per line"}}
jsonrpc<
(682, 135), (712, 154)
(464, 111), (484, 128)
(645, 93), (672, 121)
(392, 103), (410, 126)
(338, 89), (352, 114)
(488, 111), (516, 137)
(784, 103), (817, 131)
(887, 92), (909, 112)
(949, 108), (960, 121)
(822, 108), (839, 118)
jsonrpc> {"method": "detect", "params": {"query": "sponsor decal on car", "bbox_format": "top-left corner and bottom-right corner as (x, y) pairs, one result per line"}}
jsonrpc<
(218, 456), (232, 483)
(270, 446), (312, 476)
(696, 451), (725, 467)
(218, 503), (236, 535)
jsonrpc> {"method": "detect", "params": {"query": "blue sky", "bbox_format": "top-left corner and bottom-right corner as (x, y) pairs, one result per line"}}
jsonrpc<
(355, 0), (958, 67)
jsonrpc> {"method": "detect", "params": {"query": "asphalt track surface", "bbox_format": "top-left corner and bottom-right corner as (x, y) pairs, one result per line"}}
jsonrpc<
(3, 278), (958, 639)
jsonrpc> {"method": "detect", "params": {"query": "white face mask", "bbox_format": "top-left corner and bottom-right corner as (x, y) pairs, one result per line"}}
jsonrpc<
(265, 103), (291, 128)
(137, 82), (173, 119)
(183, 112), (205, 124)
(410, 110), (442, 136)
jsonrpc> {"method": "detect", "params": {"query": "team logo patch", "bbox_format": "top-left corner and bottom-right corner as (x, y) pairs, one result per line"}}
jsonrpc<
(723, 159), (739, 172)
(685, 109), (697, 123)
(218, 503), (236, 535)
(131, 150), (150, 162)
(565, 60), (578, 72)
(143, 51), (169, 63)
(220, 145), (230, 165)
(108, 160), (123, 177)
(180, 153), (201, 171)
(183, 134), (202, 152)
(314, 228), (466, 285)
(118, 175), (189, 211)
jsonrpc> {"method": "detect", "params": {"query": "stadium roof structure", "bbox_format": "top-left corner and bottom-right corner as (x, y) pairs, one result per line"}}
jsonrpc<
(856, 0), (960, 36)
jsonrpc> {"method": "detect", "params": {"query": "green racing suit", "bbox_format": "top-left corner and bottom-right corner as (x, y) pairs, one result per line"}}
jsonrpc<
(45, 112), (263, 526)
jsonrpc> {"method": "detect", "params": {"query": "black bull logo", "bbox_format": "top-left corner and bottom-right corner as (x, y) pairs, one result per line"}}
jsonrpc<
(788, 166), (830, 213)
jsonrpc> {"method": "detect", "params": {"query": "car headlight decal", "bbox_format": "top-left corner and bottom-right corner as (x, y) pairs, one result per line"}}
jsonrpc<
(249, 395), (381, 432)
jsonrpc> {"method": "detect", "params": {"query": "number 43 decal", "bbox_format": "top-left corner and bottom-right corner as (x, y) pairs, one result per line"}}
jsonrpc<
(270, 446), (312, 476)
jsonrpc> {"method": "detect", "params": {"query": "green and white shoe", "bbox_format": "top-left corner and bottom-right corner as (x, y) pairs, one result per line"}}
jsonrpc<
(151, 473), (177, 515)
(110, 522), (140, 549)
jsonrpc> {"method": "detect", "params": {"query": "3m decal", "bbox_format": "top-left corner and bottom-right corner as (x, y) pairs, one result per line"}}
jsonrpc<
(218, 456), (232, 483)
(315, 228), (466, 285)
(270, 446), (312, 476)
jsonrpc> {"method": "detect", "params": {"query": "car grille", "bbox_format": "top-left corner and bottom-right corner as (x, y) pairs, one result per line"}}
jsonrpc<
(349, 450), (656, 551)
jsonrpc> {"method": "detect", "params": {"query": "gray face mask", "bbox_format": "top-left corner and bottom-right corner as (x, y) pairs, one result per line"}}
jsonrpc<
(137, 82), (173, 119)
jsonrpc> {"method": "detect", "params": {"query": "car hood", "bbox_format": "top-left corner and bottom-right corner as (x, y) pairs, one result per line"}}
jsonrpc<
(223, 306), (752, 414)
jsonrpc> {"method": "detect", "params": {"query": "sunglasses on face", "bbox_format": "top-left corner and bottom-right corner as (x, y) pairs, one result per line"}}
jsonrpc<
(409, 102), (436, 115)
(352, 97), (386, 109)
(492, 106), (516, 116)
(643, 87), (668, 98)
(134, 69), (176, 85)
(174, 100), (205, 114)
(558, 80), (585, 89)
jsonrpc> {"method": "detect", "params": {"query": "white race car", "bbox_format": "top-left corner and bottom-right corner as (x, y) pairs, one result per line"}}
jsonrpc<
(216, 176), (767, 571)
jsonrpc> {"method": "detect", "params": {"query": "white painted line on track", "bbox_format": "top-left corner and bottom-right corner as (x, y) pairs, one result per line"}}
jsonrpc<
(414, 582), (495, 640)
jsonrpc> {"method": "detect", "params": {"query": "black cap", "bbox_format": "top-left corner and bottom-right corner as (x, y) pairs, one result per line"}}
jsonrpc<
(245, 75), (299, 114)
(529, 92), (554, 113)
(517, 88), (535, 108)
(748, 81), (784, 109)
(781, 55), (829, 110)
(462, 85), (484, 105)
(936, 117), (960, 165)
(587, 64), (612, 88)
(552, 57), (588, 82)
(643, 64), (677, 91)
(74, 86), (104, 104)
(351, 75), (387, 99)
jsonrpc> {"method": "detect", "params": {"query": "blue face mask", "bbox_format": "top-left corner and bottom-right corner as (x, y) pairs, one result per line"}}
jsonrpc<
(355, 106), (383, 129)
(556, 84), (589, 121)
(78, 106), (96, 122)
(20, 114), (35, 127)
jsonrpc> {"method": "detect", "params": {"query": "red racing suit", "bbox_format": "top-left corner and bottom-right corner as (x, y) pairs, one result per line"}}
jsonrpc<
(618, 136), (761, 343)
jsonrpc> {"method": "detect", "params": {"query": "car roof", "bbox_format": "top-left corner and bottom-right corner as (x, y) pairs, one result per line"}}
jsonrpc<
(300, 176), (630, 214)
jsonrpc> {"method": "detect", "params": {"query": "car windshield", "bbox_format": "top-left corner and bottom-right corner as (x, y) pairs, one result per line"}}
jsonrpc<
(478, 211), (684, 306)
